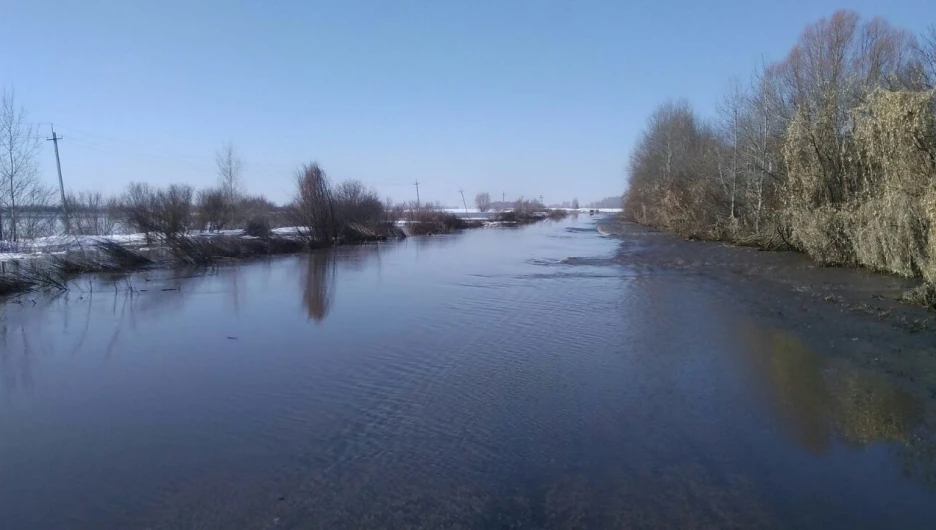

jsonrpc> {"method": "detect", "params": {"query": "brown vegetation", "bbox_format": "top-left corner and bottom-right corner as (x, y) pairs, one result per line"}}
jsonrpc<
(120, 182), (195, 242)
(405, 205), (475, 235)
(624, 11), (936, 301)
(495, 198), (568, 224)
(289, 163), (407, 244)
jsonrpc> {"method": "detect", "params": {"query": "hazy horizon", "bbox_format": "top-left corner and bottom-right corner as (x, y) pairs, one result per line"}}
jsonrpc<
(3, 0), (932, 205)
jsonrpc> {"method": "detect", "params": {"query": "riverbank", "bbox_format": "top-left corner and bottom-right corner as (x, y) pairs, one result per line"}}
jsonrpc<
(0, 211), (574, 299)
(0, 227), (392, 298)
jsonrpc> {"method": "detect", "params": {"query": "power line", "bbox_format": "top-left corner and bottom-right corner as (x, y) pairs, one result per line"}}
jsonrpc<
(54, 124), (205, 163)
(56, 125), (298, 175)
(66, 137), (210, 172)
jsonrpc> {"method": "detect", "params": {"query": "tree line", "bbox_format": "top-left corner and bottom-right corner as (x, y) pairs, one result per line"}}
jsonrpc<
(0, 87), (446, 247)
(624, 10), (936, 283)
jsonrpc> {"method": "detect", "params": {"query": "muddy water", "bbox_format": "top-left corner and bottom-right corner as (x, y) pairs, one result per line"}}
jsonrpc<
(1, 217), (935, 529)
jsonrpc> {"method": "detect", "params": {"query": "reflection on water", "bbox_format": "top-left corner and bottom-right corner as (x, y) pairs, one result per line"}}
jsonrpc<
(0, 323), (33, 395)
(301, 251), (335, 322)
(2, 219), (936, 529)
(743, 327), (922, 452)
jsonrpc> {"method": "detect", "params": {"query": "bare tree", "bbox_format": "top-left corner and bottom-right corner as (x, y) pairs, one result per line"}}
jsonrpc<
(333, 180), (383, 228)
(0, 88), (44, 242)
(475, 192), (491, 212)
(119, 182), (194, 242)
(196, 187), (232, 231)
(624, 99), (728, 236)
(716, 78), (747, 221)
(216, 142), (244, 199)
(65, 190), (121, 236)
(155, 184), (194, 239)
(121, 183), (159, 241)
(291, 162), (335, 244)
(916, 25), (936, 88)
(571, 198), (580, 210)
(215, 142), (244, 226)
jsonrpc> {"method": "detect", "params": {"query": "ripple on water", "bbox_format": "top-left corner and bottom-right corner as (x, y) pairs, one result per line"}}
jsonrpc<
(3, 217), (936, 530)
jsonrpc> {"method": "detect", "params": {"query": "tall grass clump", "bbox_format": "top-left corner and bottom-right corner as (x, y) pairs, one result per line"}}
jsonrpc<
(405, 204), (471, 235)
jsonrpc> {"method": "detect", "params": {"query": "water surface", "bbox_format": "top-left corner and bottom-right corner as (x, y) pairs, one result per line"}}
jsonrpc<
(1, 216), (934, 529)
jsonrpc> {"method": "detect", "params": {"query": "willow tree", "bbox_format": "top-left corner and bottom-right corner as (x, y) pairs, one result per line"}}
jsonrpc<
(292, 162), (336, 244)
(851, 89), (936, 279)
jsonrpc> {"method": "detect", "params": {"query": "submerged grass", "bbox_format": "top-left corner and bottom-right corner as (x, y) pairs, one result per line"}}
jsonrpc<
(168, 235), (309, 266)
(0, 275), (33, 297)
(902, 284), (936, 311)
(495, 208), (569, 224)
(339, 221), (406, 243)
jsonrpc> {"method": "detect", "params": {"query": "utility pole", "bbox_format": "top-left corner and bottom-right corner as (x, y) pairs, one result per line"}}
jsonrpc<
(458, 188), (468, 213)
(47, 125), (68, 231)
(414, 179), (421, 208)
(502, 191), (505, 209)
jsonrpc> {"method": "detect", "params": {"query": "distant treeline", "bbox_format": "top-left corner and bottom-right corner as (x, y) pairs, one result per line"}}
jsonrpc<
(588, 196), (622, 209)
(624, 10), (936, 284)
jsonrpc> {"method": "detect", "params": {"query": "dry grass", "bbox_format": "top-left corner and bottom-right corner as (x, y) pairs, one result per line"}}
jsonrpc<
(902, 284), (936, 310)
(168, 235), (308, 266)
(0, 275), (33, 297)
(494, 198), (568, 225)
(784, 91), (936, 282)
(339, 221), (406, 243)
(406, 208), (471, 235)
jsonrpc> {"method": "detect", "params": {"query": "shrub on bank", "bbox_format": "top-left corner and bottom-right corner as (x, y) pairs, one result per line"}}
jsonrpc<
(405, 207), (469, 235)
(494, 198), (567, 224)
(245, 215), (272, 238)
(289, 163), (406, 244)
(120, 183), (195, 242)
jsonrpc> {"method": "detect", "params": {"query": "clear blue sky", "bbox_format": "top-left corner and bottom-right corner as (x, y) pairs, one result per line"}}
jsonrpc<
(2, 1), (932, 206)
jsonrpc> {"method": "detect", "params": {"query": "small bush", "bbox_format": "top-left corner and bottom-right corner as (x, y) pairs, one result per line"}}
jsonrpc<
(406, 206), (468, 235)
(197, 187), (235, 231)
(119, 183), (194, 241)
(494, 198), (558, 224)
(546, 209), (569, 220)
(902, 284), (936, 310)
(245, 215), (272, 238)
(65, 190), (121, 236)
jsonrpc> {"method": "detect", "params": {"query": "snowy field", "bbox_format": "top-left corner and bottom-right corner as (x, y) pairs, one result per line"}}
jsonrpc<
(0, 228), (308, 264)
(1, 209), (623, 263)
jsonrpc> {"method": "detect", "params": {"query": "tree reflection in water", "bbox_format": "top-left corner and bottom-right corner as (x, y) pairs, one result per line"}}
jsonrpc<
(744, 327), (923, 452)
(302, 250), (336, 323)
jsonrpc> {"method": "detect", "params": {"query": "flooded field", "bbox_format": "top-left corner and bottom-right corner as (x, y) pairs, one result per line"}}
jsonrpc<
(1, 216), (935, 529)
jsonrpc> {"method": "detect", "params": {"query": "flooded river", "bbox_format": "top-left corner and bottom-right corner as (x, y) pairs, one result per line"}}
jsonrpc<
(1, 216), (935, 529)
